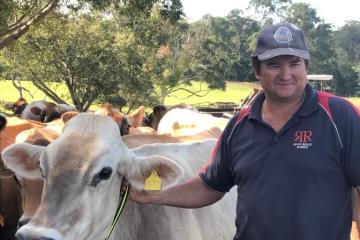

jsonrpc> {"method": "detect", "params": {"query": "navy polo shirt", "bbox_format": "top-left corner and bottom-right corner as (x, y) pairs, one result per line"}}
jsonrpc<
(200, 84), (360, 240)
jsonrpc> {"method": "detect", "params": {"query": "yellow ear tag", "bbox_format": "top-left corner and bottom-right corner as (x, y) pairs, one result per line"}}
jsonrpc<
(144, 170), (162, 191)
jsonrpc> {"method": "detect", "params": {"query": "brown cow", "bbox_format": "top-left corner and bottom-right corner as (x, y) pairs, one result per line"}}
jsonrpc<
(0, 116), (60, 238)
(0, 174), (21, 240)
(4, 98), (28, 117)
(95, 103), (150, 136)
(0, 116), (34, 240)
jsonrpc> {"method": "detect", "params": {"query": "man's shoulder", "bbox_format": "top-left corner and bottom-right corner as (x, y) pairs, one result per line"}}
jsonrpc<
(317, 91), (360, 118)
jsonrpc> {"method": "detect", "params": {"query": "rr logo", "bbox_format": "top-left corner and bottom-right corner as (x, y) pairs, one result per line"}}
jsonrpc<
(294, 131), (312, 143)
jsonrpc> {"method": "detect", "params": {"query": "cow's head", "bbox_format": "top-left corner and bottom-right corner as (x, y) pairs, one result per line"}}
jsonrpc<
(142, 105), (168, 130)
(12, 98), (28, 116)
(2, 113), (183, 240)
(95, 103), (131, 136)
(30, 102), (62, 123)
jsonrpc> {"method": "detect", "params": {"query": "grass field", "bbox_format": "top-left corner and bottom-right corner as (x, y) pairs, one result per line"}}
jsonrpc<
(0, 80), (259, 109)
(1, 80), (359, 110)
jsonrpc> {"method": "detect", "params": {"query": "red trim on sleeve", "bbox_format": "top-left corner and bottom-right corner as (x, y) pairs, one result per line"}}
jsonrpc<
(200, 134), (222, 173)
(236, 107), (251, 123)
(318, 91), (332, 118)
(318, 91), (360, 117)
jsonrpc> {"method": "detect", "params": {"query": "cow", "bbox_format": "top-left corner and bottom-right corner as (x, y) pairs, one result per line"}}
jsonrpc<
(0, 173), (22, 240)
(142, 104), (168, 130)
(21, 100), (76, 123)
(142, 103), (194, 130)
(0, 117), (46, 151)
(0, 116), (24, 240)
(157, 108), (229, 137)
(95, 103), (148, 136)
(0, 116), (61, 235)
(123, 127), (221, 149)
(0, 125), (219, 232)
(4, 97), (28, 117)
(2, 113), (237, 240)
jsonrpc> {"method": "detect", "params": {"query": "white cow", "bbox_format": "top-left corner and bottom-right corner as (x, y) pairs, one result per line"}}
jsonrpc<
(157, 108), (229, 136)
(2, 113), (236, 240)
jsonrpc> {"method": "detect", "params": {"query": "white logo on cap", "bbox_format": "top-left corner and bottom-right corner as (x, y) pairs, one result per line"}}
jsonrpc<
(274, 26), (293, 44)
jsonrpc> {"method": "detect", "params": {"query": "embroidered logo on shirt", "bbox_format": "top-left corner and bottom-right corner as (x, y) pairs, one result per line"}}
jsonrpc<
(293, 130), (312, 149)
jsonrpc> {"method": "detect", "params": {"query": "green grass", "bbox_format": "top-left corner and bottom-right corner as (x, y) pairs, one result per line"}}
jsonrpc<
(0, 80), (71, 103)
(164, 81), (260, 106)
(0, 80), (259, 108)
(348, 97), (360, 107)
(1, 80), (359, 110)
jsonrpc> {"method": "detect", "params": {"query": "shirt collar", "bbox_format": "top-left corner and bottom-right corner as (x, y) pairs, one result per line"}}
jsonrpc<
(248, 84), (318, 120)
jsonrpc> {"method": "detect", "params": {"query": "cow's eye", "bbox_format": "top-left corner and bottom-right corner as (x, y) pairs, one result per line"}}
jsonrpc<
(91, 167), (113, 187)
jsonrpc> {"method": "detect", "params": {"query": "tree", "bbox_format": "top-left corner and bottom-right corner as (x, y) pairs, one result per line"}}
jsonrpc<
(4, 14), (147, 112)
(248, 0), (292, 22)
(333, 63), (359, 96)
(0, 0), (183, 50)
(0, 0), (60, 49)
(335, 21), (360, 64)
(186, 11), (259, 84)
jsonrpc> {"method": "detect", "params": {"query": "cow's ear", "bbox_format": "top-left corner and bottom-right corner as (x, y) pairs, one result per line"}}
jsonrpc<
(61, 111), (78, 123)
(128, 106), (145, 128)
(123, 155), (183, 191)
(1, 143), (44, 179)
(30, 107), (42, 116)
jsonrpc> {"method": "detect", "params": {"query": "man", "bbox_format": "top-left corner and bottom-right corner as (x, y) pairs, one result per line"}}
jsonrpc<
(130, 22), (360, 240)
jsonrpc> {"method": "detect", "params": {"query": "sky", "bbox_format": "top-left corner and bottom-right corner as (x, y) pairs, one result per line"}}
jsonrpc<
(181, 0), (359, 28)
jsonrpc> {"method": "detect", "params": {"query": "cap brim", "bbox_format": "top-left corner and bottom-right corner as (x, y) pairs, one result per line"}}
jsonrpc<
(256, 48), (310, 60)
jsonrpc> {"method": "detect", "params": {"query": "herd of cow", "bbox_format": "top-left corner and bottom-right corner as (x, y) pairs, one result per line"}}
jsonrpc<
(0, 97), (359, 239)
(0, 98), (234, 240)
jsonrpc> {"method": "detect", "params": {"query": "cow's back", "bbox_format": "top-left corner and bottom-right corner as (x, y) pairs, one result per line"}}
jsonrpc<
(114, 140), (236, 240)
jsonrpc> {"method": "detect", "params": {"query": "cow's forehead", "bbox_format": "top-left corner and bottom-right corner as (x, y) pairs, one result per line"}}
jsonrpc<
(45, 133), (104, 171)
(44, 113), (124, 172)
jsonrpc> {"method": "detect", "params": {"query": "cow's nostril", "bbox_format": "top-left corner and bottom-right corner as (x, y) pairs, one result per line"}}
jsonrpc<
(39, 237), (55, 240)
(18, 217), (31, 228)
(15, 233), (55, 240)
(15, 232), (26, 240)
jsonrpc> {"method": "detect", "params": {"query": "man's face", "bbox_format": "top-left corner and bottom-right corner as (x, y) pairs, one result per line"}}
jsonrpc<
(254, 55), (308, 103)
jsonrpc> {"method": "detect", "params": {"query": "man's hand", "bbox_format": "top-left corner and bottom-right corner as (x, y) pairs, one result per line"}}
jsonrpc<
(129, 187), (162, 204)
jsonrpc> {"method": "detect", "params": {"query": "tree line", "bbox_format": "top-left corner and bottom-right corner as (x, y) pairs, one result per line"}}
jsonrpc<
(0, 0), (359, 111)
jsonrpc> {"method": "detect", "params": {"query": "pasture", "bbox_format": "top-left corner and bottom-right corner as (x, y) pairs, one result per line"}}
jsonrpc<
(0, 80), (259, 110)
(1, 80), (359, 111)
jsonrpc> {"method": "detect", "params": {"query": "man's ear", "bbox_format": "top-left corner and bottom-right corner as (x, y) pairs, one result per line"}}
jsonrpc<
(252, 63), (260, 80)
(120, 155), (184, 191)
(1, 143), (44, 179)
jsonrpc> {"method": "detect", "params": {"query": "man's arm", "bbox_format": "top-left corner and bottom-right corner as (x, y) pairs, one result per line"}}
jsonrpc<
(129, 175), (225, 208)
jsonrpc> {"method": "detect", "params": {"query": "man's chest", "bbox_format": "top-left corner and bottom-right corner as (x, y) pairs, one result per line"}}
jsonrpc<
(228, 117), (343, 186)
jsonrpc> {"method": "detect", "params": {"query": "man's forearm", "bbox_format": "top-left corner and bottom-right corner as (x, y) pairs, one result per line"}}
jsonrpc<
(130, 176), (225, 208)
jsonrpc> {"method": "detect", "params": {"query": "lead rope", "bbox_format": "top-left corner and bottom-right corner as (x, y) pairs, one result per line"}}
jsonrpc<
(104, 181), (129, 240)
